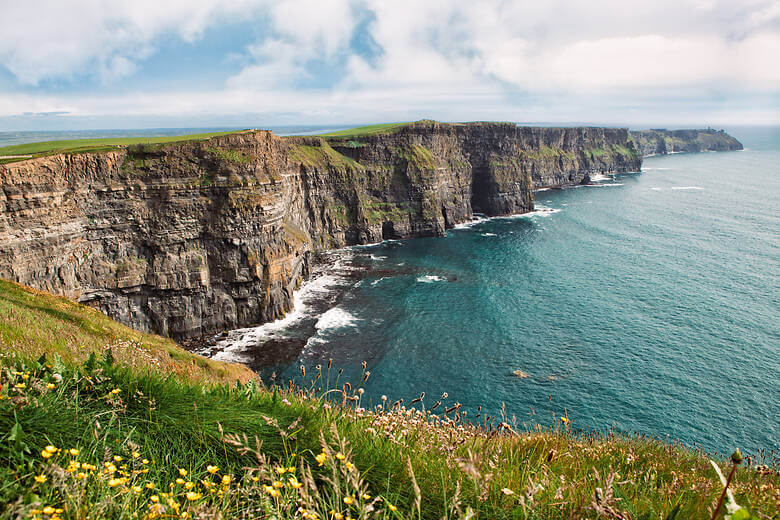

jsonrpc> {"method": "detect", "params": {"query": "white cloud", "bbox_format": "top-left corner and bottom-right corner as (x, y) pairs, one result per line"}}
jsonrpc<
(0, 0), (777, 125)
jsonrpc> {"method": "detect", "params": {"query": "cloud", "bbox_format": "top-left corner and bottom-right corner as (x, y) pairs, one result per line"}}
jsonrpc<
(0, 0), (777, 125)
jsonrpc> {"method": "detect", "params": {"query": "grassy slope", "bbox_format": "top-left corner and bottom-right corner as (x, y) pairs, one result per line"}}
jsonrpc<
(0, 131), (244, 163)
(0, 280), (256, 385)
(0, 281), (776, 519)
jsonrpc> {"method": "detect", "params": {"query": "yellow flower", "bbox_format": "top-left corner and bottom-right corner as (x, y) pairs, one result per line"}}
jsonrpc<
(388, 504), (397, 511)
(275, 466), (287, 474)
(288, 477), (303, 489)
(132, 485), (142, 493)
(272, 480), (284, 489)
(145, 482), (155, 489)
(331, 512), (343, 520)
(46, 383), (56, 389)
(175, 478), (185, 485)
(362, 494), (371, 500)
(34, 474), (47, 483)
(185, 491), (202, 501)
(315, 452), (327, 466)
(343, 496), (354, 505)
(221, 475), (231, 486)
(178, 468), (188, 477)
(110, 388), (121, 394)
(113, 455), (123, 462)
(43, 506), (56, 515)
(184, 481), (195, 490)
(44, 445), (57, 453)
(132, 451), (141, 458)
(68, 448), (79, 456)
(206, 465), (219, 474)
(335, 452), (345, 460)
(150, 495), (159, 503)
(287, 466), (295, 473)
(501, 488), (514, 495)
(108, 478), (123, 487)
(41, 450), (54, 459)
(344, 462), (354, 472)
(76, 472), (87, 479)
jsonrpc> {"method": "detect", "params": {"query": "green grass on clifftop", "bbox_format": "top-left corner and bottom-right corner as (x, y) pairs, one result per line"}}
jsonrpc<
(317, 122), (414, 137)
(0, 131), (245, 163)
(0, 282), (777, 519)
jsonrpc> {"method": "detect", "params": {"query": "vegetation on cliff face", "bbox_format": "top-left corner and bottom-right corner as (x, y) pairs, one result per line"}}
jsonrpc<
(0, 281), (777, 519)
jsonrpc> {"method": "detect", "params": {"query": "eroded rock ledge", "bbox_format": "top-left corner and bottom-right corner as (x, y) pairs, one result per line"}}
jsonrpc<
(0, 121), (644, 339)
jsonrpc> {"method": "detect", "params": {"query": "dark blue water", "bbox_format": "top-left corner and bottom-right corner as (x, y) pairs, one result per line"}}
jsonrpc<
(217, 127), (779, 457)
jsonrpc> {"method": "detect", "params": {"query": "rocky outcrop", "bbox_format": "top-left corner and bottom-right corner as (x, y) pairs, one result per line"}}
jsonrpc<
(630, 128), (743, 156)
(0, 121), (640, 340)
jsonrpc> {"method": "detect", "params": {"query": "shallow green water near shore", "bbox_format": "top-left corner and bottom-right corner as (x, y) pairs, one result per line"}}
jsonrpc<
(219, 127), (779, 456)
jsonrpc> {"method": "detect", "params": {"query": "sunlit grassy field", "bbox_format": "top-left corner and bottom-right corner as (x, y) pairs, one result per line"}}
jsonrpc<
(0, 280), (777, 519)
(0, 131), (244, 163)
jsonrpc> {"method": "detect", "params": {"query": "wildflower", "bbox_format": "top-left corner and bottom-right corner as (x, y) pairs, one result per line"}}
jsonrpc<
(110, 388), (121, 394)
(43, 506), (56, 515)
(175, 478), (185, 485)
(184, 481), (195, 490)
(113, 455), (123, 462)
(132, 451), (141, 458)
(178, 468), (187, 477)
(46, 383), (56, 389)
(287, 466), (295, 473)
(335, 452), (345, 461)
(206, 465), (219, 474)
(315, 452), (327, 466)
(142, 459), (150, 465)
(388, 504), (397, 511)
(185, 491), (202, 501)
(132, 485), (142, 493)
(501, 488), (515, 495)
(288, 477), (303, 489)
(14, 383), (26, 389)
(150, 495), (159, 503)
(145, 482), (155, 489)
(362, 494), (371, 500)
(221, 475), (231, 486)
(344, 462), (355, 472)
(343, 496), (354, 505)
(108, 478), (123, 487)
(275, 466), (287, 474)
(330, 512), (344, 520)
(34, 474), (47, 483)
(272, 480), (284, 488)
(68, 448), (79, 456)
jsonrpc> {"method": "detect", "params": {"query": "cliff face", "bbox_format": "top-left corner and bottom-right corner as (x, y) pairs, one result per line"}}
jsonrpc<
(0, 121), (640, 339)
(630, 128), (743, 156)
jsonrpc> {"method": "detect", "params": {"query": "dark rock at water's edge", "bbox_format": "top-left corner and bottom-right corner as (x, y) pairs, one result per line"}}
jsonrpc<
(6, 120), (733, 341)
(629, 128), (743, 157)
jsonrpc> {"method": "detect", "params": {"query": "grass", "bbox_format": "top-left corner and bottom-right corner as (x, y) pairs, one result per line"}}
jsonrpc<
(0, 280), (255, 385)
(317, 122), (415, 138)
(0, 280), (777, 519)
(0, 131), (245, 163)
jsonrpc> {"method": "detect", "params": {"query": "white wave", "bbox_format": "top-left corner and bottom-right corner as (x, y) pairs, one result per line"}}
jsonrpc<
(583, 183), (625, 188)
(534, 187), (551, 192)
(481, 232), (497, 237)
(507, 205), (561, 218)
(417, 275), (446, 283)
(671, 186), (704, 190)
(588, 173), (612, 182)
(642, 167), (670, 171)
(314, 307), (360, 332)
(213, 250), (355, 363)
(369, 254), (387, 260)
(371, 277), (388, 286)
(453, 215), (490, 229)
(650, 187), (663, 191)
(397, 262), (405, 266)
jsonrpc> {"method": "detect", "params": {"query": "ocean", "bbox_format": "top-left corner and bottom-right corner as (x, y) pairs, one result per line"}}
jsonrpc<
(212, 126), (778, 458)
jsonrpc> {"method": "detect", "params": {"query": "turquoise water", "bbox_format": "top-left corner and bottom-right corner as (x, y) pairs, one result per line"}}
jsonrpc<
(217, 127), (779, 457)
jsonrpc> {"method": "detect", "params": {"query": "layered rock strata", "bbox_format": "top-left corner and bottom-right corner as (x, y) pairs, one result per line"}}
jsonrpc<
(0, 121), (641, 339)
(630, 128), (743, 156)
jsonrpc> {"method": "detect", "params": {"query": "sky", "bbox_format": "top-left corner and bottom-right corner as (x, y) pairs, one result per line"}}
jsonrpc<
(0, 0), (778, 131)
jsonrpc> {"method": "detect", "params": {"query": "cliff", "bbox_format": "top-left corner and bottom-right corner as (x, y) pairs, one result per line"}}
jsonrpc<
(630, 128), (743, 156)
(0, 121), (640, 339)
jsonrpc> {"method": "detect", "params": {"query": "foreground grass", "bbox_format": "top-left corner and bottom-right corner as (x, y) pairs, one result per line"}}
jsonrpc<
(0, 280), (255, 385)
(0, 131), (244, 163)
(0, 282), (777, 519)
